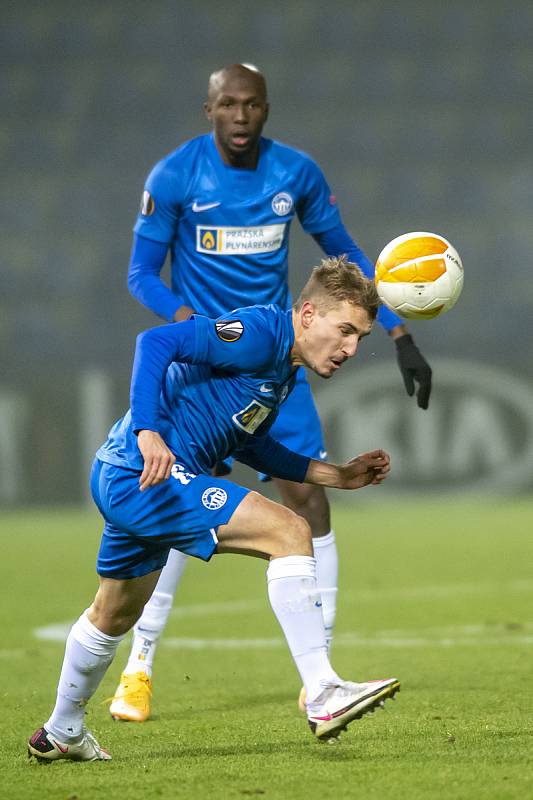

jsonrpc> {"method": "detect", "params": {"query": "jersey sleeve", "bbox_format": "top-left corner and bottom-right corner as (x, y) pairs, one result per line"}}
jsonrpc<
(127, 233), (182, 322)
(234, 434), (310, 483)
(130, 310), (280, 433)
(296, 157), (341, 235)
(130, 319), (202, 433)
(193, 310), (279, 372)
(133, 157), (183, 245)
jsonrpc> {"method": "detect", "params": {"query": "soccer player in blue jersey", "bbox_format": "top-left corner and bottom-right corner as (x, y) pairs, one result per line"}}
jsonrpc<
(28, 259), (400, 762)
(111, 63), (431, 721)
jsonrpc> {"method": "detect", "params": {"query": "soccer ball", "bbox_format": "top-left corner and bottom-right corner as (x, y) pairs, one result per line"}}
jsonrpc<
(374, 231), (464, 320)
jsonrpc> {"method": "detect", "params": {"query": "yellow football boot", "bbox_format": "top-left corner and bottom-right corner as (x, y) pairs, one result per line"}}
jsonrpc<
(109, 672), (152, 722)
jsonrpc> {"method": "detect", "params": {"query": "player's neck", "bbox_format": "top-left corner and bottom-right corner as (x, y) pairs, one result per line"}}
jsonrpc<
(213, 137), (260, 170)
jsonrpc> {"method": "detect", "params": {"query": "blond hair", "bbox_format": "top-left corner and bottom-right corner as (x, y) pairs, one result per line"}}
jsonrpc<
(294, 255), (379, 319)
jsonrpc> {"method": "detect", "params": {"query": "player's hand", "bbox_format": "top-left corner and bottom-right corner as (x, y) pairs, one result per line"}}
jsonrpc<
(336, 449), (391, 489)
(137, 429), (176, 491)
(395, 333), (432, 410)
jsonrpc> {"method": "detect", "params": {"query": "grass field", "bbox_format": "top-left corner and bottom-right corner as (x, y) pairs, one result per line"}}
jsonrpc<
(2, 500), (533, 799)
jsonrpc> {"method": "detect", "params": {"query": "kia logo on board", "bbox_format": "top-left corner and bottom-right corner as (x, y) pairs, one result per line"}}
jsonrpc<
(316, 360), (533, 495)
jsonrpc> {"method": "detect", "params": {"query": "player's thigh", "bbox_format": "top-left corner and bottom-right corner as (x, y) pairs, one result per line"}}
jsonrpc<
(88, 570), (162, 636)
(216, 491), (312, 559)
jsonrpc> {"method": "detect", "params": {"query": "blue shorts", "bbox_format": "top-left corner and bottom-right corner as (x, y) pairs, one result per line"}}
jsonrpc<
(91, 459), (250, 579)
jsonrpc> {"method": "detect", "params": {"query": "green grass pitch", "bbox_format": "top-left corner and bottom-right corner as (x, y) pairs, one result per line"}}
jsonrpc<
(2, 500), (533, 799)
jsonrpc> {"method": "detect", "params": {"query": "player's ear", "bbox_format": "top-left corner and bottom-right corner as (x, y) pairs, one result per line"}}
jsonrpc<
(264, 103), (269, 121)
(300, 301), (315, 329)
(204, 101), (212, 122)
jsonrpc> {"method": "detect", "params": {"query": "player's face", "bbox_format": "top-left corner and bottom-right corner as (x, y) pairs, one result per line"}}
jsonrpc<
(205, 74), (269, 167)
(296, 301), (373, 379)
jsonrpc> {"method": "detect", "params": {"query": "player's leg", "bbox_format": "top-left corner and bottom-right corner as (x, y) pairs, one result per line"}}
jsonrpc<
(110, 460), (232, 721)
(29, 459), (183, 759)
(128, 548), (187, 677)
(268, 371), (339, 653)
(216, 490), (399, 739)
(92, 458), (248, 725)
(28, 569), (161, 762)
(275, 480), (337, 648)
(110, 548), (188, 721)
(216, 490), (339, 705)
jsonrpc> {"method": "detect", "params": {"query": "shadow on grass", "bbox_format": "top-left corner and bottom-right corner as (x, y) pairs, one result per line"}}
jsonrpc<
(155, 690), (298, 721)
(134, 738), (367, 762)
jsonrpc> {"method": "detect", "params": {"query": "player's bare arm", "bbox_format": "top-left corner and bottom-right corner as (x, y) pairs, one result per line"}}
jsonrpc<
(304, 449), (391, 490)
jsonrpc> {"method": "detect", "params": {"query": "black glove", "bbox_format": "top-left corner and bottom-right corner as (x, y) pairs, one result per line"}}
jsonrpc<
(395, 334), (432, 410)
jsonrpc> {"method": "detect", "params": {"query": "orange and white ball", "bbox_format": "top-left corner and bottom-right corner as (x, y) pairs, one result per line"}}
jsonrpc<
(375, 232), (464, 320)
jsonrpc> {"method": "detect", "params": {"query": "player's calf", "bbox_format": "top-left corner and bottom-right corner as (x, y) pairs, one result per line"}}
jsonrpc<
(88, 571), (162, 637)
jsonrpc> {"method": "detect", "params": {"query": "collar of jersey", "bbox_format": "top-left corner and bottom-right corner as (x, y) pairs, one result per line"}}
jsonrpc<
(208, 133), (269, 180)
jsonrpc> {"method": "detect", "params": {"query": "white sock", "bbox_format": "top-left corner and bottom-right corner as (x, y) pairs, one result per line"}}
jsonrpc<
(267, 555), (339, 705)
(125, 549), (188, 677)
(312, 530), (338, 652)
(45, 611), (124, 741)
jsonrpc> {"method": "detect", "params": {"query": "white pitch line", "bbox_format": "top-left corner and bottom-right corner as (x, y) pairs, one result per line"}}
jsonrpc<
(35, 623), (73, 641)
(162, 635), (533, 649)
(32, 579), (533, 644)
(34, 620), (533, 649)
(169, 599), (264, 618)
(164, 637), (283, 650)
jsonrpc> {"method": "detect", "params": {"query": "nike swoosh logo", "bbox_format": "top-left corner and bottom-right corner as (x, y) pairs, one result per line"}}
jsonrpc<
(259, 384), (273, 393)
(52, 739), (69, 754)
(192, 201), (221, 212)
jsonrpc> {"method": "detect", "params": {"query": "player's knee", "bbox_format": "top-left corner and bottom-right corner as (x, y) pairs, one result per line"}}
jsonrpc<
(292, 513), (313, 555)
(89, 599), (143, 637)
(277, 481), (330, 536)
(272, 509), (313, 558)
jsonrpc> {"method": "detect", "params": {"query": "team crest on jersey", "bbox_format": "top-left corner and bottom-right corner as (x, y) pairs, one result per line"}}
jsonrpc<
(271, 192), (293, 216)
(215, 320), (244, 342)
(140, 190), (155, 216)
(201, 487), (228, 510)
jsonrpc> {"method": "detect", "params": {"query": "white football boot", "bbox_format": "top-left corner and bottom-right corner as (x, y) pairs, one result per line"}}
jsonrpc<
(28, 726), (111, 762)
(307, 677), (400, 740)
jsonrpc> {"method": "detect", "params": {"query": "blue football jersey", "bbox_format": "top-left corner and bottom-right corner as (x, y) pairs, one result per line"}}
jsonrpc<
(96, 305), (305, 477)
(133, 134), (341, 316)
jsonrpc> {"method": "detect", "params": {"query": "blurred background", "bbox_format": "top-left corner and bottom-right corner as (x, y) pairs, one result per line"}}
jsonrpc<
(2, 0), (532, 505)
